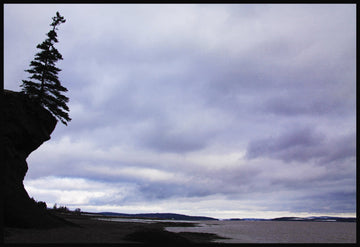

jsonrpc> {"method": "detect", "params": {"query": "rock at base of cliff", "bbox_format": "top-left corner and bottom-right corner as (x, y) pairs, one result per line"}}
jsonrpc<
(2, 90), (71, 228)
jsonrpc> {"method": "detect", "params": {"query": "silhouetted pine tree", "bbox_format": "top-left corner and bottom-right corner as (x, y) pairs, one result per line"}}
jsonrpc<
(21, 12), (71, 125)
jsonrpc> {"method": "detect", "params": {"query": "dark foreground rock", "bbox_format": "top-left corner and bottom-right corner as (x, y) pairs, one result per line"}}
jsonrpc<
(2, 90), (71, 228)
(124, 228), (192, 244)
(4, 213), (223, 244)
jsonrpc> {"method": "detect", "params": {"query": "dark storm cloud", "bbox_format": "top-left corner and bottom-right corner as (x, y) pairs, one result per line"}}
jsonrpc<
(247, 127), (324, 162)
(321, 133), (356, 164)
(264, 96), (347, 116)
(246, 127), (355, 164)
(143, 126), (209, 153)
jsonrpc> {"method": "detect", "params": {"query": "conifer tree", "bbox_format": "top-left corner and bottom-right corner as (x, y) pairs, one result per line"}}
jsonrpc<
(21, 12), (71, 125)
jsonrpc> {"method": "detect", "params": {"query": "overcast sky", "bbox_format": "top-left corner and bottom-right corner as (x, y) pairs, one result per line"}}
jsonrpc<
(4, 4), (356, 219)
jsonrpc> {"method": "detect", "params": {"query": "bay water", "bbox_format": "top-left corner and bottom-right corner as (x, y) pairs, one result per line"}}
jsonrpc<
(165, 220), (356, 243)
(96, 217), (356, 243)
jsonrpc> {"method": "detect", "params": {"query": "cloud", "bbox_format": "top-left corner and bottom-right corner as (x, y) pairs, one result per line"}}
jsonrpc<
(25, 176), (139, 207)
(246, 126), (355, 164)
(26, 134), (356, 213)
(263, 95), (353, 117)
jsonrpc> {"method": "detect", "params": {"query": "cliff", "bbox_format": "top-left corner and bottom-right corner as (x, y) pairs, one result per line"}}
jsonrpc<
(2, 90), (71, 228)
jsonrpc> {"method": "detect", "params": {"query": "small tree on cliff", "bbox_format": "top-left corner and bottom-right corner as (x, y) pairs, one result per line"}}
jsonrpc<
(20, 12), (71, 125)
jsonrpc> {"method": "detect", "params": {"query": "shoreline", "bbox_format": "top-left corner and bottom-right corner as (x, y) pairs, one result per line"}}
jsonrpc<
(4, 212), (225, 244)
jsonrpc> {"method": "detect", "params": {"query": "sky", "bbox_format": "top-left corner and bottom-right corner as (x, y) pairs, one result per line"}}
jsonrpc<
(4, 4), (356, 219)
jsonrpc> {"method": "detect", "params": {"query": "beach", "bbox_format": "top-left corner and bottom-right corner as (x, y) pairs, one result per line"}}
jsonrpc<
(4, 212), (223, 244)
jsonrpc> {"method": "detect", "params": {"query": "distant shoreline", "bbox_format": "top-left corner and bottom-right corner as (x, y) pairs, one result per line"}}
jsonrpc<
(70, 210), (357, 223)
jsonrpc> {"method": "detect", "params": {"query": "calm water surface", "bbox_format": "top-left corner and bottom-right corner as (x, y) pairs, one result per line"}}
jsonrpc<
(166, 220), (356, 243)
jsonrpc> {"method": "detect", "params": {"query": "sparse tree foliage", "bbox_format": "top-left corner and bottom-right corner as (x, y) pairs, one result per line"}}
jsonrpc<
(57, 205), (70, 213)
(74, 208), (81, 215)
(30, 197), (47, 209)
(20, 12), (71, 125)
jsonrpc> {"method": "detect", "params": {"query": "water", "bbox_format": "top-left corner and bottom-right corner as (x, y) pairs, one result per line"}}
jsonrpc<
(165, 220), (356, 243)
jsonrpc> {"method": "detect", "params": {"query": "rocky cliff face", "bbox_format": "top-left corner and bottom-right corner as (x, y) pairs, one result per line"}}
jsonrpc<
(2, 90), (69, 228)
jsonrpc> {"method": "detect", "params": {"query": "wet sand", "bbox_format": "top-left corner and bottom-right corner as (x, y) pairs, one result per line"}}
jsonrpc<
(4, 212), (223, 244)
